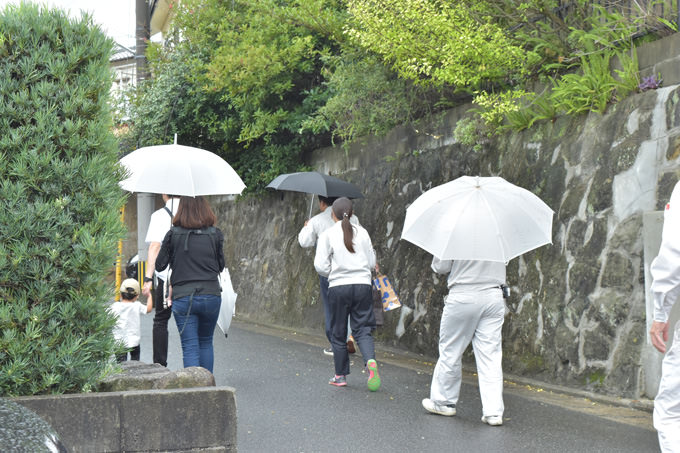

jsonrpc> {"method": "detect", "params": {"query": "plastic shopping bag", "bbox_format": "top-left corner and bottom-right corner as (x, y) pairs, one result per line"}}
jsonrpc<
(373, 274), (402, 311)
(217, 268), (237, 337)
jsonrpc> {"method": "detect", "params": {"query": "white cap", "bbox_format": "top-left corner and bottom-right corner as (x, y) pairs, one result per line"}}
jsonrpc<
(120, 278), (140, 297)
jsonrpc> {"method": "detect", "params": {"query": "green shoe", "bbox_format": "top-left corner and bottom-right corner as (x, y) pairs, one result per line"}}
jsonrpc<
(367, 359), (380, 391)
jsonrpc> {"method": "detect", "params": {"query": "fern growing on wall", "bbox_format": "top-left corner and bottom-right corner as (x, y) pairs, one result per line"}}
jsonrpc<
(0, 3), (127, 396)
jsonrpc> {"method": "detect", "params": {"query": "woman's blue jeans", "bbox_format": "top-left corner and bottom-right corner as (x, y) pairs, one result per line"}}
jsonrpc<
(172, 293), (221, 373)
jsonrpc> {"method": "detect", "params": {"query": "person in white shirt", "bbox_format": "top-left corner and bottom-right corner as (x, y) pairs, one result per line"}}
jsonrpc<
(422, 258), (507, 426)
(649, 182), (680, 453)
(109, 279), (153, 362)
(141, 194), (180, 367)
(299, 195), (360, 356)
(314, 197), (380, 391)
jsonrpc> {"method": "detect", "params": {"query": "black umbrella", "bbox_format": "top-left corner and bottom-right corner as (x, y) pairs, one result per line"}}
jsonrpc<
(266, 171), (364, 199)
(266, 171), (364, 217)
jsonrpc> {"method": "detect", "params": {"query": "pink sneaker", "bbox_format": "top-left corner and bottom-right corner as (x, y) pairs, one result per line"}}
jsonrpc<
(329, 375), (347, 387)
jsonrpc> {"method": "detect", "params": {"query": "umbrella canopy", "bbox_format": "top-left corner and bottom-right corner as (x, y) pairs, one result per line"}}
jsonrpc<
(401, 176), (554, 262)
(266, 171), (363, 199)
(119, 144), (246, 196)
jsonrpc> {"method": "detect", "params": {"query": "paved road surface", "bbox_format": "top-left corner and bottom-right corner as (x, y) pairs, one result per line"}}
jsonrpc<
(140, 316), (659, 452)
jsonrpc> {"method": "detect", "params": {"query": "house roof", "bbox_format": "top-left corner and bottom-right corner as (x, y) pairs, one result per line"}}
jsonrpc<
(111, 42), (135, 63)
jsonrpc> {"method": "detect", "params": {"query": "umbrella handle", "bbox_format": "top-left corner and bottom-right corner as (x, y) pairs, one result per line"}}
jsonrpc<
(309, 194), (314, 218)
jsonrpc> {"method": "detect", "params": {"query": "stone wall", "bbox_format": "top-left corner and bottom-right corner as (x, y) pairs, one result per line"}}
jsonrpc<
(212, 59), (680, 401)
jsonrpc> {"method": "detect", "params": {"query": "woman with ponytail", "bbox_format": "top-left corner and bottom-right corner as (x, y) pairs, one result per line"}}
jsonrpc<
(314, 197), (381, 391)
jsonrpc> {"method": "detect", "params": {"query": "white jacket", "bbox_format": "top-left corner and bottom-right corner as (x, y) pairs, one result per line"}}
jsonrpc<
(650, 181), (680, 322)
(108, 301), (148, 348)
(432, 258), (506, 291)
(314, 221), (375, 287)
(298, 208), (360, 248)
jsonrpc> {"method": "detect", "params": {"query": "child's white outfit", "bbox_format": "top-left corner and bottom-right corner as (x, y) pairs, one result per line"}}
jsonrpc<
(109, 301), (148, 349)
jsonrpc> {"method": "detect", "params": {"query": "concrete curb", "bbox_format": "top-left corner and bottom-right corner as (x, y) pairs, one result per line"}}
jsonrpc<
(14, 386), (237, 453)
(497, 373), (655, 413)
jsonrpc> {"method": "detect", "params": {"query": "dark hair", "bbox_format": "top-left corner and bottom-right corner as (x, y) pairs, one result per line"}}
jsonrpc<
(318, 195), (337, 207)
(332, 197), (355, 253)
(120, 290), (136, 301)
(173, 196), (217, 229)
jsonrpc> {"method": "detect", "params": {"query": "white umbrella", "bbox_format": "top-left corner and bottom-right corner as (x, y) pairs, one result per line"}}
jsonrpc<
(401, 176), (554, 262)
(119, 141), (246, 196)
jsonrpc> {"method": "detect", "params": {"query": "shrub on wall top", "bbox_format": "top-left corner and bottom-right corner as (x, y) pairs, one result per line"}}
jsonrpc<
(0, 3), (127, 396)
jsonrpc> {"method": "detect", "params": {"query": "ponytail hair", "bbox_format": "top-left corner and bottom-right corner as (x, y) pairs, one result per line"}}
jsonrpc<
(332, 197), (355, 253)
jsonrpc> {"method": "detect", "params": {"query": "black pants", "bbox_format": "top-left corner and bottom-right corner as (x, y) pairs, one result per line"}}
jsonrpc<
(153, 277), (172, 367)
(116, 345), (141, 363)
(329, 283), (376, 376)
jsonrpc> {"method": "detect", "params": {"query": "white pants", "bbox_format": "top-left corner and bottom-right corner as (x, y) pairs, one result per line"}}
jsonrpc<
(430, 287), (505, 417)
(654, 320), (680, 453)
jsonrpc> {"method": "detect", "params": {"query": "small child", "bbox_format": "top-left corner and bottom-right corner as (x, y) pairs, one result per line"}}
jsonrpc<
(109, 278), (153, 362)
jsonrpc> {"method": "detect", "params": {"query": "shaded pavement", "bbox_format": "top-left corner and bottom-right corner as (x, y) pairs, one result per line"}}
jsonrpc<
(140, 316), (659, 453)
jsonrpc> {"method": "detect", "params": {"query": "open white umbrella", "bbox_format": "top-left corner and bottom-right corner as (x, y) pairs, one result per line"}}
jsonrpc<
(401, 176), (554, 262)
(119, 140), (246, 196)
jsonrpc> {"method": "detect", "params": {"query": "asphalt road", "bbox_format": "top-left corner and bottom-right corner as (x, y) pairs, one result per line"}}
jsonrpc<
(139, 315), (660, 453)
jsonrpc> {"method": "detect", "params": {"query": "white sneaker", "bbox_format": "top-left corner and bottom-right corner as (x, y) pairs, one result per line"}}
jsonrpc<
(481, 415), (503, 426)
(422, 398), (456, 416)
(323, 347), (334, 356)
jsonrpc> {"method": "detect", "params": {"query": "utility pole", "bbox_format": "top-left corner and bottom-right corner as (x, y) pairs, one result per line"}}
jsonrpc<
(135, 0), (150, 82)
(136, 0), (154, 263)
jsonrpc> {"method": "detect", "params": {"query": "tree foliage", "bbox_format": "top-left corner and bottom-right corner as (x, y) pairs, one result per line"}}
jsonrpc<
(0, 3), (127, 396)
(345, 0), (537, 88)
(124, 0), (346, 192)
(122, 42), (233, 152)
(123, 0), (676, 178)
(123, 0), (440, 191)
(469, 0), (674, 64)
(300, 51), (441, 144)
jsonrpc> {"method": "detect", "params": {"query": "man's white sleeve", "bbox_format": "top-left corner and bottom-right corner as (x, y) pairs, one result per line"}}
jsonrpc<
(431, 257), (453, 275)
(650, 182), (680, 322)
(314, 232), (332, 277)
(145, 210), (167, 244)
(360, 229), (376, 270)
(298, 220), (317, 248)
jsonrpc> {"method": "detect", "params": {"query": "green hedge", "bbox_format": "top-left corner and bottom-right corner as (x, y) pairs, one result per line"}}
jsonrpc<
(0, 3), (127, 396)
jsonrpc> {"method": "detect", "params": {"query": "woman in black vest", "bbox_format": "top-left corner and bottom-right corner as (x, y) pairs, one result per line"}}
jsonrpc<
(156, 196), (224, 372)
